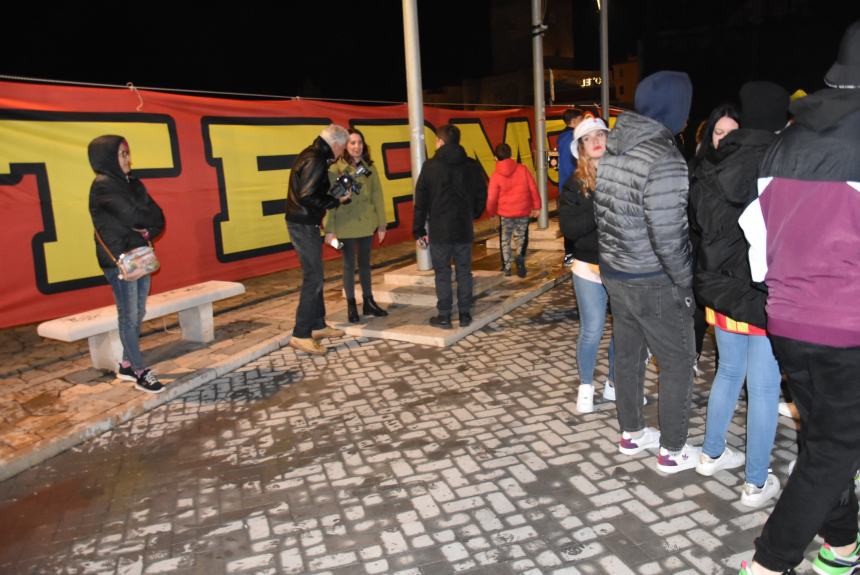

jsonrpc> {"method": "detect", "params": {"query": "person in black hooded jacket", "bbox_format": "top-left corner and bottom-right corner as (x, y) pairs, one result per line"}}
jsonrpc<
(413, 124), (487, 329)
(688, 90), (786, 510)
(88, 135), (165, 393)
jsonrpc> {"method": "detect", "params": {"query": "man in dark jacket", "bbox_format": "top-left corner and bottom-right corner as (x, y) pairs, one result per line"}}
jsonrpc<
(286, 124), (351, 355)
(413, 124), (487, 329)
(737, 20), (860, 575)
(594, 71), (699, 474)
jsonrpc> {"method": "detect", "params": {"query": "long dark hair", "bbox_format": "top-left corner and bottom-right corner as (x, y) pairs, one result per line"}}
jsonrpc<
(693, 103), (741, 167)
(343, 128), (374, 166)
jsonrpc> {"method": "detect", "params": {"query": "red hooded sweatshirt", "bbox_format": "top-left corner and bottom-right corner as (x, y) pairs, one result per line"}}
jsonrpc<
(486, 159), (541, 218)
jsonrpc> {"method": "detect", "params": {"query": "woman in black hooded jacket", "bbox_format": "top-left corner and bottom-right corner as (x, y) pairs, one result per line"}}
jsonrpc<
(88, 135), (165, 393)
(688, 103), (782, 508)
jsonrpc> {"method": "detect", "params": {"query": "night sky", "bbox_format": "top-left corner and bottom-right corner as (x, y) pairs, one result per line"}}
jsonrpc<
(3, 1), (858, 123)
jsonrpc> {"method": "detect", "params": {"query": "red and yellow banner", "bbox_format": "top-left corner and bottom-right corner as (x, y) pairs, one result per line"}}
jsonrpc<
(0, 81), (573, 328)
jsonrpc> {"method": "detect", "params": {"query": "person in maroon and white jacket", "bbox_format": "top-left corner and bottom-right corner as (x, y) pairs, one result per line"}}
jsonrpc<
(736, 19), (860, 575)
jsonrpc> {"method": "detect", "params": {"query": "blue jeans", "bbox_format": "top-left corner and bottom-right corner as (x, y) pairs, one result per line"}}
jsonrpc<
(602, 274), (696, 451)
(288, 221), (327, 338)
(573, 273), (615, 385)
(104, 267), (150, 371)
(702, 327), (781, 487)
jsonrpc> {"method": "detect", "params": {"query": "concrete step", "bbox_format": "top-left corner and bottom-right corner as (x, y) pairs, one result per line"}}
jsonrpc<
(351, 270), (505, 307)
(328, 250), (567, 347)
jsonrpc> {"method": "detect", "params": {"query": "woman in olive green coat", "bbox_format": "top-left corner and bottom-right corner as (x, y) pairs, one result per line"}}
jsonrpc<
(325, 128), (388, 322)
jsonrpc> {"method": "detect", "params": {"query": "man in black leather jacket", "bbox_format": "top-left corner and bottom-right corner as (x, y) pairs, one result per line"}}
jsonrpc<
(286, 124), (351, 355)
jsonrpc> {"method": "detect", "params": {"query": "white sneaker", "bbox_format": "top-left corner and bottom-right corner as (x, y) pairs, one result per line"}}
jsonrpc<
(740, 473), (780, 508)
(602, 381), (647, 405)
(778, 402), (794, 418)
(696, 446), (745, 476)
(602, 380), (616, 401)
(656, 444), (701, 474)
(619, 426), (660, 455)
(576, 384), (594, 414)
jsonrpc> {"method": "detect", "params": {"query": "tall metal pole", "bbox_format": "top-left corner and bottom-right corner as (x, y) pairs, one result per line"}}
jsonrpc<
(531, 0), (548, 229)
(600, 0), (610, 122)
(402, 0), (431, 270)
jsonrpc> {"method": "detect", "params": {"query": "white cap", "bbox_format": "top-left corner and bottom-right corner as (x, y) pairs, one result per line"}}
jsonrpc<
(571, 117), (609, 159)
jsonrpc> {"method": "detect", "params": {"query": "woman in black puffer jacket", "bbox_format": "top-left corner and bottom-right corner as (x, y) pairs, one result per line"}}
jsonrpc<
(89, 135), (165, 394)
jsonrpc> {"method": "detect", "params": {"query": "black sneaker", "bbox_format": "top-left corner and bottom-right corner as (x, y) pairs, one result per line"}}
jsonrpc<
(563, 253), (575, 266)
(117, 364), (136, 382)
(135, 369), (165, 394)
(459, 312), (473, 327)
(429, 314), (452, 329)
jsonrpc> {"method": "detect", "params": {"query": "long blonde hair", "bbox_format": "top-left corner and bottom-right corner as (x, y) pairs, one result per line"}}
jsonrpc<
(574, 140), (598, 198)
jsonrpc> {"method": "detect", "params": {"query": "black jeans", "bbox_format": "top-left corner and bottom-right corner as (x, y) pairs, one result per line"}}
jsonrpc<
(287, 221), (327, 338)
(753, 336), (860, 572)
(602, 274), (696, 451)
(430, 242), (473, 315)
(341, 235), (373, 300)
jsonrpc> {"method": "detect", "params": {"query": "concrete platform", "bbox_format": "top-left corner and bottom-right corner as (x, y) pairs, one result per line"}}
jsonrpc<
(329, 250), (567, 346)
(350, 267), (506, 307)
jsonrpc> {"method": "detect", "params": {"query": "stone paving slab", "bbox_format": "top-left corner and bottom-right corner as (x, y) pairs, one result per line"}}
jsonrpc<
(0, 283), (830, 575)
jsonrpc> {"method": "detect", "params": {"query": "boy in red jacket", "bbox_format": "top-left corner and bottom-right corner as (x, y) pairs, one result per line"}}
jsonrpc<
(486, 144), (541, 277)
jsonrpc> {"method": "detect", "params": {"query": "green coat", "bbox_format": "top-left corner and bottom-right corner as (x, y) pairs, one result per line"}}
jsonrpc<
(325, 159), (386, 239)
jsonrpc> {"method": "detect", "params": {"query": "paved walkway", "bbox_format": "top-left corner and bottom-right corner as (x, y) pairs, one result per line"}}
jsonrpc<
(0, 239), (822, 573)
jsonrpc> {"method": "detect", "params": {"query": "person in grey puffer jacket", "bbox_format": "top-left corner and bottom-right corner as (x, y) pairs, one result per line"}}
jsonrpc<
(594, 71), (699, 474)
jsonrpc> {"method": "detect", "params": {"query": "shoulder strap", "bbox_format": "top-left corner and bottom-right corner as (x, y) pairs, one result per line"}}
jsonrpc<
(94, 229), (119, 265)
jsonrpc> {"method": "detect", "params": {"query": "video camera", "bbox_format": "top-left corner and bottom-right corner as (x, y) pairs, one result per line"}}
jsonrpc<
(329, 164), (372, 199)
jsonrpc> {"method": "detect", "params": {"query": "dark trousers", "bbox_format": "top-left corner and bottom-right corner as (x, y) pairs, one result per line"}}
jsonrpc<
(753, 336), (860, 572)
(430, 242), (473, 315)
(341, 236), (373, 300)
(287, 221), (327, 338)
(603, 274), (696, 451)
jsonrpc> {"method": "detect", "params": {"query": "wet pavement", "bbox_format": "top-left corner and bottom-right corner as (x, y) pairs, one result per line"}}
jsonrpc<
(0, 272), (826, 574)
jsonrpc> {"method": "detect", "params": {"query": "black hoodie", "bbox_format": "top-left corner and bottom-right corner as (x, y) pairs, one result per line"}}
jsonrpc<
(88, 135), (165, 269)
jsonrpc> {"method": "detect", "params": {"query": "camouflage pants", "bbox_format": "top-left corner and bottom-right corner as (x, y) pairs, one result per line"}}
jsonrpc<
(500, 216), (529, 270)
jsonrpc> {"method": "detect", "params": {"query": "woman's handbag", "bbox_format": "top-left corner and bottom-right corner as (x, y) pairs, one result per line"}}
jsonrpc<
(95, 230), (160, 281)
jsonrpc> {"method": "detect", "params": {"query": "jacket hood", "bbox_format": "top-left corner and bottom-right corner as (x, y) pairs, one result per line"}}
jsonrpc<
(739, 81), (789, 132)
(607, 111), (675, 155)
(494, 158), (518, 177)
(704, 128), (776, 205)
(634, 71), (692, 135)
(434, 143), (469, 164)
(790, 88), (860, 131)
(88, 135), (128, 180)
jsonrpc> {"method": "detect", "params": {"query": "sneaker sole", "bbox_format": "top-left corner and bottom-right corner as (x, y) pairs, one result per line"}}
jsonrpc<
(619, 439), (660, 455)
(117, 373), (136, 382)
(696, 458), (745, 477)
(812, 558), (860, 575)
(657, 462), (698, 474)
(134, 383), (165, 394)
(740, 491), (780, 508)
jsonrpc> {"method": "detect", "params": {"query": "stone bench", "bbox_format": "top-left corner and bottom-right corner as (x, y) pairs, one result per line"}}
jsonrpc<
(37, 280), (246, 370)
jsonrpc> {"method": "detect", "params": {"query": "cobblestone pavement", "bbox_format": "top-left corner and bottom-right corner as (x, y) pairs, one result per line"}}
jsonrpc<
(0, 284), (823, 575)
